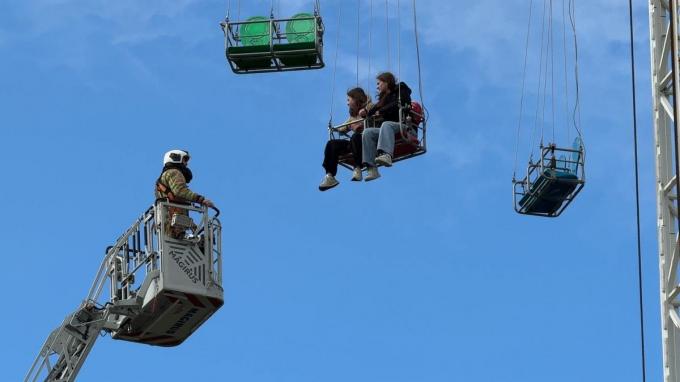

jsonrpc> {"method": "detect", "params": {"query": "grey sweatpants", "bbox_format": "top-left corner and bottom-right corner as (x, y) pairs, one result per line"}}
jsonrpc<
(362, 121), (404, 167)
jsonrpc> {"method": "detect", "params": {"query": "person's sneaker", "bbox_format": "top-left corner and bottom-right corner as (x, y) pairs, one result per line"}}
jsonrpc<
(351, 167), (362, 181)
(319, 174), (339, 191)
(375, 153), (393, 167)
(365, 167), (381, 181)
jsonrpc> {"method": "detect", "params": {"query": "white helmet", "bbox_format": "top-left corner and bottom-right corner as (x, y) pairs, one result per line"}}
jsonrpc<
(163, 149), (190, 165)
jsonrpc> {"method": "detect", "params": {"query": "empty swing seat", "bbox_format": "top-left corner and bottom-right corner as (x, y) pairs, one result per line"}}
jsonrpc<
(275, 13), (321, 67)
(223, 13), (324, 73)
(513, 138), (585, 217)
(517, 169), (579, 215)
(225, 16), (274, 71)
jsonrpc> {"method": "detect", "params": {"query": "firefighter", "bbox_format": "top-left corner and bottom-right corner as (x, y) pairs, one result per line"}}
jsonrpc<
(155, 149), (215, 239)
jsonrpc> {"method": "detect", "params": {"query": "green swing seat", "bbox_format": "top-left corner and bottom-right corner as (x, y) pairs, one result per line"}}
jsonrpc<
(226, 16), (274, 71)
(225, 13), (323, 73)
(275, 13), (320, 67)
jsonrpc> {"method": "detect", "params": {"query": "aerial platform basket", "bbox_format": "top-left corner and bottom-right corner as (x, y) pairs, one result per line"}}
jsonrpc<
(106, 200), (224, 347)
(220, 12), (324, 74)
(513, 138), (585, 217)
(25, 200), (224, 382)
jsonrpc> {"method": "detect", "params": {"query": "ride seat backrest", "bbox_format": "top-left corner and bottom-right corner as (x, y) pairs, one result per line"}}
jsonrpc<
(557, 155), (567, 172)
(569, 137), (583, 174)
(285, 13), (316, 43)
(241, 16), (271, 46)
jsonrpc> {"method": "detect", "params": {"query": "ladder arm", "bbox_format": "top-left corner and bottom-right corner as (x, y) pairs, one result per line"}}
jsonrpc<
(24, 303), (109, 382)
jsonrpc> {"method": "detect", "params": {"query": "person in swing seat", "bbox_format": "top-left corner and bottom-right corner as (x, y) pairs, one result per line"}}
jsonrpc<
(319, 87), (373, 191)
(361, 72), (412, 181)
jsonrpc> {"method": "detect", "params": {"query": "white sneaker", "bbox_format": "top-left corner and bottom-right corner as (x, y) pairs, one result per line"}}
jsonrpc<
(375, 153), (393, 167)
(365, 167), (381, 181)
(351, 167), (362, 181)
(318, 174), (339, 191)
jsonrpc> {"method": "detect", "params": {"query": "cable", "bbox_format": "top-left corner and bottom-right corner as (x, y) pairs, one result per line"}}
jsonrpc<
(328, 4), (343, 126)
(397, 0), (401, 81)
(513, 0), (534, 179)
(568, 0), (583, 139)
(412, 0), (427, 150)
(357, 0), (361, 87)
(368, 0), (374, 92)
(386, 0), (391, 70)
(550, 0), (556, 144)
(412, 0), (424, 107)
(561, 0), (571, 142)
(529, 0), (548, 157)
(627, 0), (646, 381)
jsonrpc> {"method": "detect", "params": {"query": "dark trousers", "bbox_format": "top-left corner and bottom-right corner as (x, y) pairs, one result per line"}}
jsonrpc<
(322, 133), (362, 176)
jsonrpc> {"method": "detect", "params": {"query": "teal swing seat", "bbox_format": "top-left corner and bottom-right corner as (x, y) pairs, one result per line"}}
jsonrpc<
(514, 137), (585, 217)
(221, 13), (324, 74)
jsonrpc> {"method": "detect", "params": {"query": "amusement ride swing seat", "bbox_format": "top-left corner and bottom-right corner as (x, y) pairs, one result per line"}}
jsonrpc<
(221, 8), (324, 73)
(331, 100), (427, 170)
(513, 137), (585, 217)
(326, 0), (427, 172)
(511, 0), (585, 217)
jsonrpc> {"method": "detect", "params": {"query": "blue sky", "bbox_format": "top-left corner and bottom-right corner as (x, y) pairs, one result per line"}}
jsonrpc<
(2, 0), (660, 381)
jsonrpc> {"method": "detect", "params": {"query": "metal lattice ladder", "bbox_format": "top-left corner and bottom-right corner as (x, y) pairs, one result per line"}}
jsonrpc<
(649, 1), (680, 380)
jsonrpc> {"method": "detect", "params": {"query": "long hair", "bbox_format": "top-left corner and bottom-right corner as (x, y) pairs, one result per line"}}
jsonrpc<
(347, 87), (369, 117)
(376, 71), (397, 104)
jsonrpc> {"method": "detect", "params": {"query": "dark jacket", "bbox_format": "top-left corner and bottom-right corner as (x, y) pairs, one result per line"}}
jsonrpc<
(367, 82), (412, 123)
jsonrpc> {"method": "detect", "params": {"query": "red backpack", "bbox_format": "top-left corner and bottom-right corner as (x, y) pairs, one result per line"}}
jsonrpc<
(410, 101), (424, 125)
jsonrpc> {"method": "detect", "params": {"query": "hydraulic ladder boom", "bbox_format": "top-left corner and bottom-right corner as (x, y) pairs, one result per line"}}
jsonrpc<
(25, 201), (223, 382)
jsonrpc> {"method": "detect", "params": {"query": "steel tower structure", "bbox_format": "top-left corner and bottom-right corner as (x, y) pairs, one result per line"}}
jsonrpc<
(649, 1), (680, 380)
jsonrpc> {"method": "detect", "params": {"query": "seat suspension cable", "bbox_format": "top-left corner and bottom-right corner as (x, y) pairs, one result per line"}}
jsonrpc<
(561, 0), (571, 142)
(513, 0), (534, 179)
(357, 0), (361, 87)
(626, 0), (646, 380)
(568, 0), (583, 140)
(529, 0), (548, 159)
(397, 0), (402, 109)
(386, 0), (391, 70)
(328, 4), (343, 127)
(549, 0), (556, 144)
(368, 0), (374, 92)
